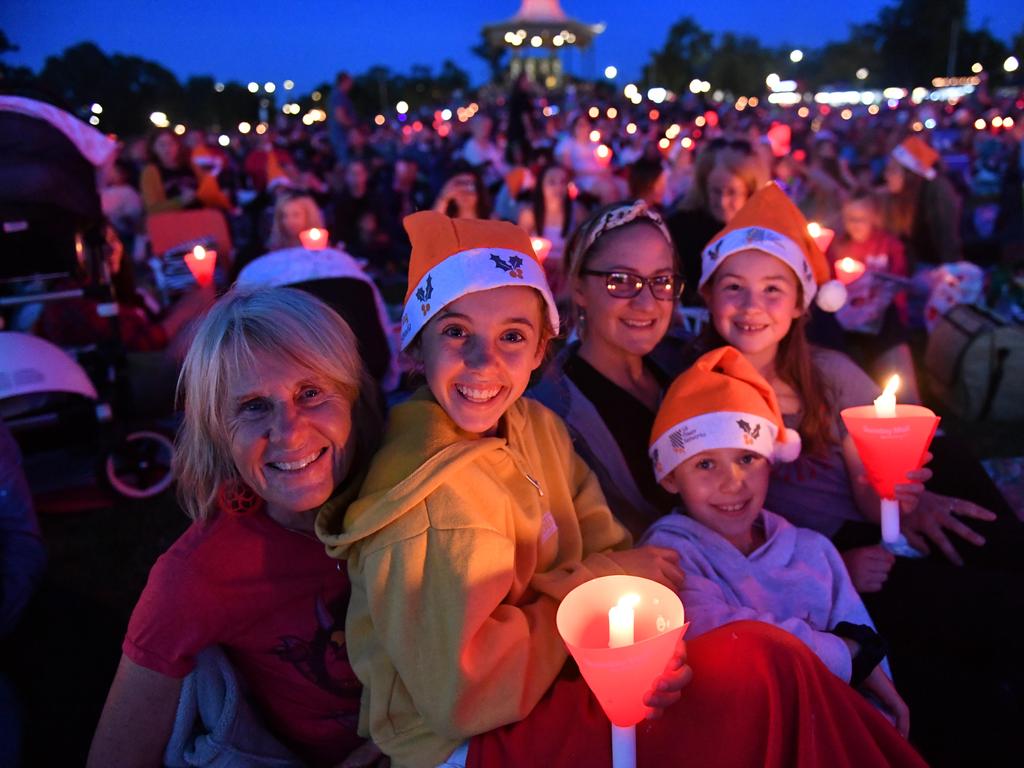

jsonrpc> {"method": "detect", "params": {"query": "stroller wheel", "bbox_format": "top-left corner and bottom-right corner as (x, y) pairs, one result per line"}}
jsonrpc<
(105, 430), (174, 499)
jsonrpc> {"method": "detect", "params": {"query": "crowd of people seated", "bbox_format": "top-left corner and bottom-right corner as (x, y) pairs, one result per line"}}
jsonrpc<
(4, 69), (1024, 768)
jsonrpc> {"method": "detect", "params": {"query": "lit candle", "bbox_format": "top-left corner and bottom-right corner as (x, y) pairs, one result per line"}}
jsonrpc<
(873, 374), (900, 418)
(185, 245), (217, 287)
(531, 237), (552, 264)
(872, 374), (901, 543)
(807, 221), (835, 253)
(300, 227), (328, 250)
(834, 256), (867, 285)
(608, 594), (640, 648)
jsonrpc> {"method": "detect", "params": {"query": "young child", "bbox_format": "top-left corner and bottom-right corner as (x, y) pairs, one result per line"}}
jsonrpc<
(640, 344), (908, 736)
(829, 193), (919, 401)
(316, 212), (925, 768)
(696, 182), (1020, 766)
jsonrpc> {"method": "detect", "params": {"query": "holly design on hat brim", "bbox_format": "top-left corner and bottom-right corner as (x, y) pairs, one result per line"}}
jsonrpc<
(400, 246), (558, 349)
(416, 274), (434, 315)
(490, 253), (525, 279)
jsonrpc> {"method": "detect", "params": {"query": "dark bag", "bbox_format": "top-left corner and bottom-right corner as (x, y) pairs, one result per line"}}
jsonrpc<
(924, 304), (1024, 421)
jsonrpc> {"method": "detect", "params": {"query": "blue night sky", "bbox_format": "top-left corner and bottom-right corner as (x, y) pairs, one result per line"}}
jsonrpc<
(3, 0), (1021, 92)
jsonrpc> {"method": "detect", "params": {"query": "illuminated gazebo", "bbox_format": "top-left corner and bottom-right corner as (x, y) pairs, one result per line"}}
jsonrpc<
(483, 0), (604, 87)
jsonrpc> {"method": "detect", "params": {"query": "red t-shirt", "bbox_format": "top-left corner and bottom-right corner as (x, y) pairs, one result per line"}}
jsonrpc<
(123, 509), (363, 766)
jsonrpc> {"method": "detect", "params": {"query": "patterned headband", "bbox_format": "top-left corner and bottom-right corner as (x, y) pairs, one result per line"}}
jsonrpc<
(569, 200), (674, 278)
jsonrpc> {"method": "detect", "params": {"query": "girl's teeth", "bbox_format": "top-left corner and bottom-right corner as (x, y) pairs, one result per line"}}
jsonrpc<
(270, 451), (322, 471)
(456, 384), (501, 402)
(623, 319), (654, 327)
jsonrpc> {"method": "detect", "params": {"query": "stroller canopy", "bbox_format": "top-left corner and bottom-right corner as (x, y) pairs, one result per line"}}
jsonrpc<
(0, 96), (116, 223)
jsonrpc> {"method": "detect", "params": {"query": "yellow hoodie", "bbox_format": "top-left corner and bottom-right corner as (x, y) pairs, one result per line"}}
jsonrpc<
(317, 388), (631, 768)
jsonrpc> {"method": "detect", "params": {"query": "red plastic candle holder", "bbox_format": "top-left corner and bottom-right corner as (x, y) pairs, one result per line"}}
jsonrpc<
(299, 228), (328, 250)
(834, 257), (867, 285)
(840, 404), (940, 501)
(185, 246), (217, 287)
(556, 575), (686, 727)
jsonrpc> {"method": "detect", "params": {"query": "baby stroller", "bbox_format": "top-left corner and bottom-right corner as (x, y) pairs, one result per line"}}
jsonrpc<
(0, 95), (174, 504)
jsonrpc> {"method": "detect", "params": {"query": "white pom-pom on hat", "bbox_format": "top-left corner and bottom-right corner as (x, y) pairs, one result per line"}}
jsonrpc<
(773, 427), (802, 463)
(815, 279), (847, 313)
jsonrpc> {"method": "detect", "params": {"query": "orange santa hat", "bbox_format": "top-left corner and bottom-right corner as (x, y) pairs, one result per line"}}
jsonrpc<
(400, 212), (559, 349)
(891, 135), (939, 180)
(649, 345), (801, 481)
(699, 181), (848, 312)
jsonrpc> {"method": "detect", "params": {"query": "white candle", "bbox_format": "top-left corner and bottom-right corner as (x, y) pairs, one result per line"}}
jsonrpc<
(608, 594), (640, 648)
(873, 374), (900, 418)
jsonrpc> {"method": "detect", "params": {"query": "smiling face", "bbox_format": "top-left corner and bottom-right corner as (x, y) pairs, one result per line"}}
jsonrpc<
(574, 222), (676, 365)
(226, 350), (356, 529)
(705, 249), (803, 370)
(661, 447), (770, 554)
(706, 166), (749, 223)
(419, 286), (547, 436)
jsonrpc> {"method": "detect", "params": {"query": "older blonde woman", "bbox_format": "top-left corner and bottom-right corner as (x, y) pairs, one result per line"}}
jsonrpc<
(87, 288), (382, 768)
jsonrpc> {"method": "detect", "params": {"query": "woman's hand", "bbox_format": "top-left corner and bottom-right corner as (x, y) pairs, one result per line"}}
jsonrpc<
(901, 490), (996, 566)
(862, 665), (911, 739)
(606, 546), (685, 591)
(893, 452), (933, 514)
(335, 740), (389, 768)
(643, 632), (693, 719)
(841, 545), (896, 593)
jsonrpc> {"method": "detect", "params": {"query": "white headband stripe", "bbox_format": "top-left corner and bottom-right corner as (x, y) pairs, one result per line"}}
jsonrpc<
(891, 144), (937, 180)
(649, 410), (779, 481)
(699, 226), (817, 308)
(400, 247), (559, 349)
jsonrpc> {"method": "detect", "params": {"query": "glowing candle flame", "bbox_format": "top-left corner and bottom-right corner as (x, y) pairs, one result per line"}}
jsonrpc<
(300, 228), (328, 250)
(873, 374), (900, 418)
(608, 593), (641, 649)
(835, 256), (867, 285)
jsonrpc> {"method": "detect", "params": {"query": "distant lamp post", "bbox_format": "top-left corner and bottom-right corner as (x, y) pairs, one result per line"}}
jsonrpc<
(605, 65), (618, 79)
(1005, 56), (1020, 73)
(247, 82), (259, 93)
(856, 67), (869, 80)
(790, 49), (803, 63)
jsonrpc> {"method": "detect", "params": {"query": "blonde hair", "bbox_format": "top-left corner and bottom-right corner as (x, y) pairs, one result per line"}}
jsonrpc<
(267, 194), (325, 250)
(679, 148), (769, 215)
(173, 287), (380, 521)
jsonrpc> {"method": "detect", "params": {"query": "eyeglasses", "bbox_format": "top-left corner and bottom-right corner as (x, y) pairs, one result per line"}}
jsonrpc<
(581, 270), (683, 301)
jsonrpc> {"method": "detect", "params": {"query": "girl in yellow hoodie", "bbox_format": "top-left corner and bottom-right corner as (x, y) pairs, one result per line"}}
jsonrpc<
(316, 212), (925, 768)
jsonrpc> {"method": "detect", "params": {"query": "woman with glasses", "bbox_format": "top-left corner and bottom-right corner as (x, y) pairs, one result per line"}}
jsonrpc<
(530, 201), (687, 537)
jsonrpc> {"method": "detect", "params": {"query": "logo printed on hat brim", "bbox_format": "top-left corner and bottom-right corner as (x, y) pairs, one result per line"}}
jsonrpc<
(650, 411), (778, 481)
